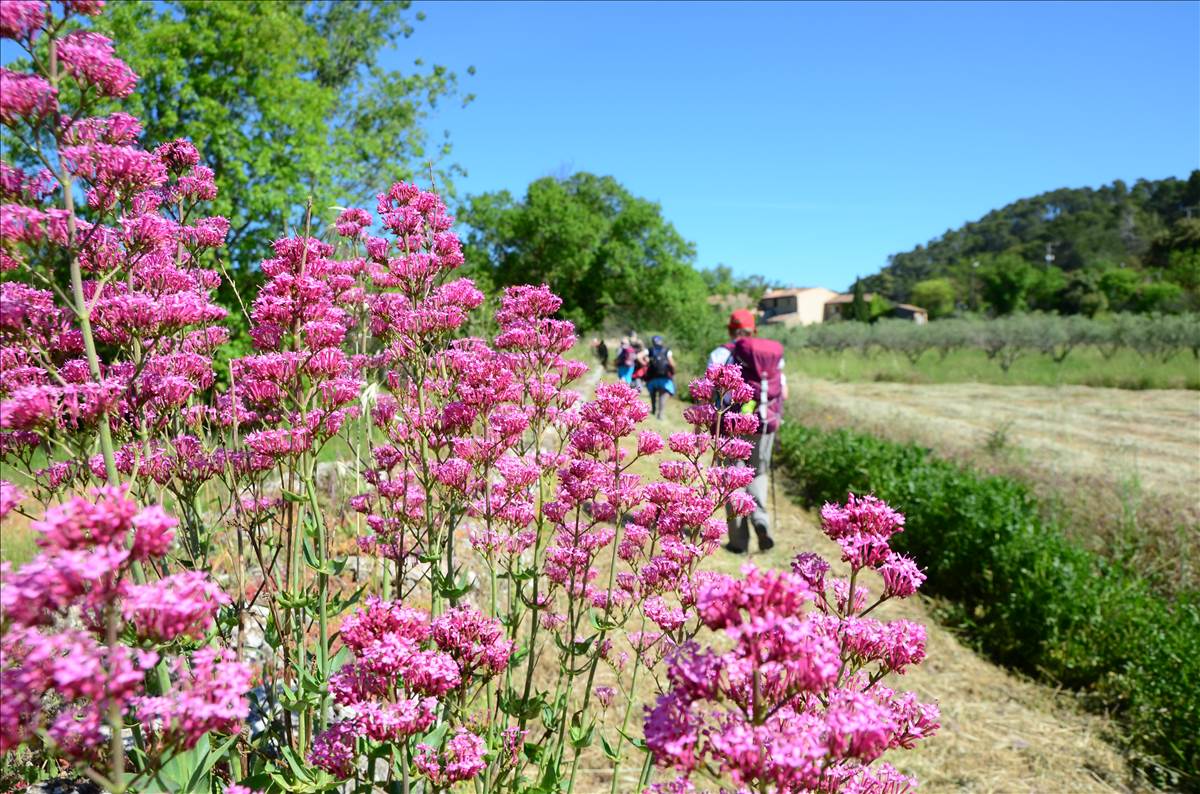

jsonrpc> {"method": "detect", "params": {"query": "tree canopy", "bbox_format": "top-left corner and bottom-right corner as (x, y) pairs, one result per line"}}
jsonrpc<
(909, 278), (956, 319)
(96, 0), (469, 282)
(461, 173), (713, 338)
(861, 171), (1200, 314)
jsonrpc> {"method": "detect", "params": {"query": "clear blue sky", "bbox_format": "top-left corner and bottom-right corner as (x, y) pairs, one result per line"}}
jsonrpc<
(389, 0), (1200, 291)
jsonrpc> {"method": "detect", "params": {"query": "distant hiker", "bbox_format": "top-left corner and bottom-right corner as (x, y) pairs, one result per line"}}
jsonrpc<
(709, 309), (787, 554)
(641, 335), (676, 419)
(630, 340), (648, 391)
(615, 338), (636, 384)
(592, 337), (609, 370)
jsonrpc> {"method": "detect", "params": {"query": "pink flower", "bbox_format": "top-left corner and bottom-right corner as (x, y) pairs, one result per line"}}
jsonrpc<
(820, 493), (905, 541)
(879, 553), (926, 599)
(121, 571), (230, 641)
(135, 647), (251, 750)
(644, 691), (700, 773)
(0, 1), (46, 41)
(61, 1), (105, 16)
(0, 68), (57, 124)
(57, 31), (138, 98)
(153, 139), (200, 172)
(308, 719), (358, 778)
(335, 207), (372, 237)
(414, 728), (487, 786)
(174, 166), (218, 202)
(431, 605), (513, 677)
(0, 162), (55, 202)
(645, 498), (937, 792)
(34, 485), (138, 551)
(594, 685), (616, 708)
(0, 479), (25, 520)
(644, 595), (687, 632)
(836, 532), (893, 569)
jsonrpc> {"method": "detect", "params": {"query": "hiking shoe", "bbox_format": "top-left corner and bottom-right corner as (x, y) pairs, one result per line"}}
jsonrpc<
(722, 542), (747, 555)
(754, 522), (775, 552)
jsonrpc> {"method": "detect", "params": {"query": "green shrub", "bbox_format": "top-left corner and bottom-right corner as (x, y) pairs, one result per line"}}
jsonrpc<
(777, 424), (1200, 787)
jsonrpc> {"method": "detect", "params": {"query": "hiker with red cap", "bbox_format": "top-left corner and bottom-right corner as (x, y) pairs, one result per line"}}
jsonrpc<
(709, 309), (788, 554)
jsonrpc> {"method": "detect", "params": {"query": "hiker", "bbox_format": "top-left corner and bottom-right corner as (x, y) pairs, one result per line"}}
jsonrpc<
(630, 340), (648, 391)
(709, 309), (787, 554)
(615, 337), (636, 384)
(592, 337), (609, 371)
(641, 335), (676, 419)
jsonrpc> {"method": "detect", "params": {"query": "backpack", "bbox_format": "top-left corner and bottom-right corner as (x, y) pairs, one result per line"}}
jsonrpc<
(646, 345), (672, 379)
(616, 345), (634, 367)
(725, 337), (785, 434)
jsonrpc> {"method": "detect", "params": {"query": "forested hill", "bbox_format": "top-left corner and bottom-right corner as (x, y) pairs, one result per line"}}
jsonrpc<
(860, 171), (1200, 315)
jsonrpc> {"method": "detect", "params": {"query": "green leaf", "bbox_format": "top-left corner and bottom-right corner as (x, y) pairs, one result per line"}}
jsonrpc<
(615, 725), (649, 751)
(185, 732), (240, 792)
(569, 718), (594, 749)
(600, 733), (620, 762)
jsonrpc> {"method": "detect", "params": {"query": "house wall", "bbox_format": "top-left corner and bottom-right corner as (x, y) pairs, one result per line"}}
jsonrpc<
(792, 288), (838, 325)
(760, 288), (841, 326)
(760, 295), (798, 319)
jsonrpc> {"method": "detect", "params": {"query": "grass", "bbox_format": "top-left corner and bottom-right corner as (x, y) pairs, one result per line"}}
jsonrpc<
(790, 347), (1200, 390)
(1, 460), (41, 566)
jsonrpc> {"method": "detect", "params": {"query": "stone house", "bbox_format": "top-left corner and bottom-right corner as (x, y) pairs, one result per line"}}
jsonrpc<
(758, 287), (840, 326)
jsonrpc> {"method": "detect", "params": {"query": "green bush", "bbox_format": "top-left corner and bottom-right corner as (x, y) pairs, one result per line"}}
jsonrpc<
(776, 424), (1200, 787)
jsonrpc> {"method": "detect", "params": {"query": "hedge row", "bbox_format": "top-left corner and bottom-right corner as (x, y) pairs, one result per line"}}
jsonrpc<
(771, 313), (1200, 368)
(776, 424), (1199, 787)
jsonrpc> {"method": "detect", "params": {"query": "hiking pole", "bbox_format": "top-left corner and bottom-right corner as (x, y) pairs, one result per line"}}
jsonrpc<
(770, 433), (779, 529)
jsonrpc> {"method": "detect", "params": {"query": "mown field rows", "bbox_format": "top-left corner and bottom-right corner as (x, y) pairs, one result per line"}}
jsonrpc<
(789, 375), (1200, 595)
(794, 379), (1199, 500)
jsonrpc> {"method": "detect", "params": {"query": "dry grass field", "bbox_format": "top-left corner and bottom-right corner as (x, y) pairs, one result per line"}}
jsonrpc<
(789, 378), (1200, 593)
(796, 380), (1200, 500)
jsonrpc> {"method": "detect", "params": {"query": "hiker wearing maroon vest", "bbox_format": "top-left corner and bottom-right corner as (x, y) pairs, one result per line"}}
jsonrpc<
(709, 308), (788, 554)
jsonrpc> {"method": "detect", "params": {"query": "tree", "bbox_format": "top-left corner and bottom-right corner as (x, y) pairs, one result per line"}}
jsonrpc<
(700, 264), (772, 299)
(96, 1), (468, 292)
(859, 171), (1200, 313)
(1027, 266), (1068, 312)
(850, 278), (870, 322)
(978, 252), (1037, 315)
(1098, 268), (1141, 311)
(1059, 270), (1109, 317)
(1135, 281), (1185, 313)
(461, 173), (711, 337)
(909, 278), (957, 319)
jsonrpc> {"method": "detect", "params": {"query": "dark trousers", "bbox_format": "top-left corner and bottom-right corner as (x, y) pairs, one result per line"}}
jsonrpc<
(725, 431), (774, 548)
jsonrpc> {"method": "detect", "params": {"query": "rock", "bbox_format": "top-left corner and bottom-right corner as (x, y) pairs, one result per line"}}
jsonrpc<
(29, 778), (103, 794)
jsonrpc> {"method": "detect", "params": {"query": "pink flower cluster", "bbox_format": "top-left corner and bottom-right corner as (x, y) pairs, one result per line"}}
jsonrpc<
(413, 728), (488, 786)
(1, 14), (230, 477)
(643, 496), (938, 793)
(308, 598), (509, 781)
(818, 493), (926, 598)
(0, 488), (250, 757)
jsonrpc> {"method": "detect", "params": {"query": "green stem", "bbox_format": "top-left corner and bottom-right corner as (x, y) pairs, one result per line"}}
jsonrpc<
(48, 36), (118, 485)
(304, 467), (331, 731)
(608, 614), (649, 794)
(637, 750), (653, 789)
